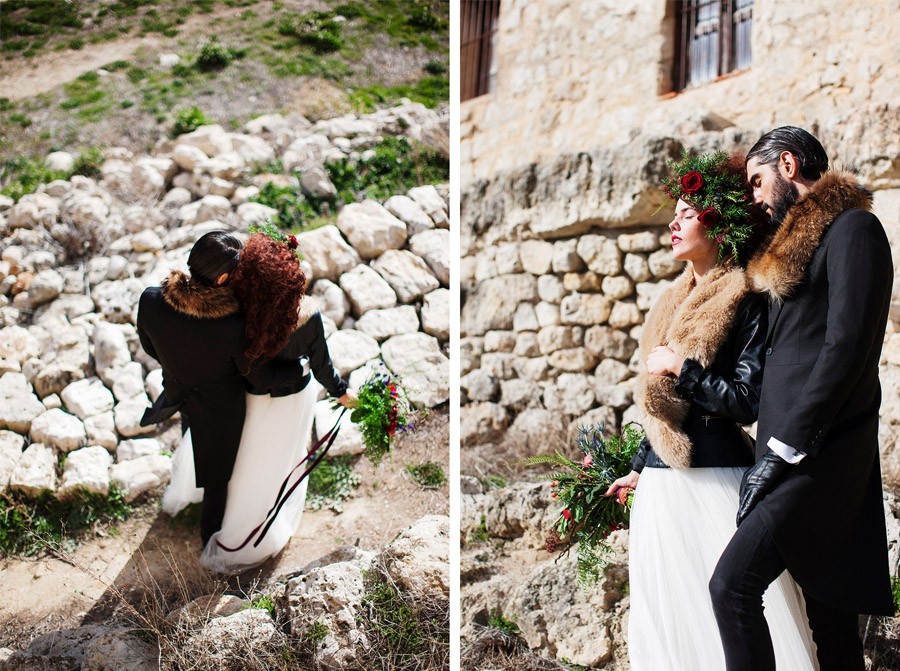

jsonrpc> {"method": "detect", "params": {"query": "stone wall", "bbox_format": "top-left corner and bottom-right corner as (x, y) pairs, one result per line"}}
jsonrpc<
(462, 0), (900, 186)
(0, 102), (450, 504)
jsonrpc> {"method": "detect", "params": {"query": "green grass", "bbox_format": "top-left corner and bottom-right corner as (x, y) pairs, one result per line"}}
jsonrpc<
(172, 106), (212, 137)
(248, 594), (276, 616)
(470, 514), (490, 543)
(325, 136), (449, 203)
(350, 76), (449, 112)
(487, 609), (520, 635)
(60, 71), (106, 114)
(405, 462), (446, 488)
(307, 455), (361, 513)
(0, 486), (133, 557)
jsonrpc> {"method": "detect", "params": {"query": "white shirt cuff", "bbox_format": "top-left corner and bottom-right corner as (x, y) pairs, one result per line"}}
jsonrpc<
(767, 437), (806, 464)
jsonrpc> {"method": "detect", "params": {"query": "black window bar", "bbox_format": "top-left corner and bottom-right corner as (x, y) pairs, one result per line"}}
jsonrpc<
(673, 0), (753, 92)
(461, 0), (501, 101)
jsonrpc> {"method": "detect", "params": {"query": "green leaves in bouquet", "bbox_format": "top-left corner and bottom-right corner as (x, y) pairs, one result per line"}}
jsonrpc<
(350, 368), (414, 467)
(525, 423), (644, 587)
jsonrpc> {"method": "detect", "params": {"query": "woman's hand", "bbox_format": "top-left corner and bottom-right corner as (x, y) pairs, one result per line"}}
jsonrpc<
(338, 392), (358, 408)
(605, 470), (640, 497)
(646, 345), (685, 377)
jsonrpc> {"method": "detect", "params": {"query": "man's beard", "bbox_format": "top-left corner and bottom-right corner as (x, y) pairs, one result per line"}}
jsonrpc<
(767, 173), (799, 226)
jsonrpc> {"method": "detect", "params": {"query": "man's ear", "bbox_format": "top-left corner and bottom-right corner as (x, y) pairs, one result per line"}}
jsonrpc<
(216, 272), (230, 286)
(779, 151), (800, 180)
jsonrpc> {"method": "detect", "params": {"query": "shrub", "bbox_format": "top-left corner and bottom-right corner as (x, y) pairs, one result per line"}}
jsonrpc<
(172, 106), (212, 137)
(424, 60), (447, 75)
(0, 155), (69, 200)
(72, 146), (105, 179)
(249, 181), (324, 231)
(195, 37), (233, 71)
(487, 610), (520, 635)
(280, 12), (343, 54)
(0, 486), (132, 557)
(406, 2), (446, 31)
(68, 36), (85, 50)
(9, 112), (31, 128)
(307, 455), (361, 513)
(405, 462), (446, 488)
(326, 136), (449, 204)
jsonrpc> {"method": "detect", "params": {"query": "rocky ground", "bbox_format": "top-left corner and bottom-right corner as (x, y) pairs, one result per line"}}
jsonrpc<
(0, 98), (450, 669)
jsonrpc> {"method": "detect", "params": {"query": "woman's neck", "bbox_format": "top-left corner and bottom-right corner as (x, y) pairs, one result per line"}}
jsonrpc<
(690, 255), (716, 281)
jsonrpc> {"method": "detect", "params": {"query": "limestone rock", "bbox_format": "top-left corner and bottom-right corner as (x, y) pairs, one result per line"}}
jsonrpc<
(177, 124), (233, 157)
(544, 373), (596, 415)
(560, 293), (612, 325)
(519, 240), (554, 275)
(585, 325), (638, 361)
(0, 325), (41, 371)
(338, 265), (398, 316)
(624, 252), (652, 282)
(576, 235), (622, 275)
(111, 361), (146, 402)
(381, 333), (449, 408)
(184, 608), (282, 665)
(355, 305), (419, 341)
(30, 408), (86, 452)
(109, 453), (172, 501)
(93, 323), (133, 386)
(408, 231), (449, 288)
(27, 269), (64, 307)
(648, 248), (684, 278)
(117, 438), (162, 461)
(371, 249), (440, 303)
(315, 399), (363, 457)
(618, 230), (661, 252)
(384, 194), (434, 236)
(93, 278), (144, 324)
(461, 402), (509, 446)
(59, 445), (113, 497)
(0, 372), (46, 433)
(60, 377), (115, 419)
(310, 280), (351, 326)
(297, 226), (362, 282)
(172, 143), (208, 170)
(376, 515), (449, 599)
(0, 430), (25, 489)
(461, 369), (499, 403)
(337, 200), (407, 260)
(421, 288), (450, 340)
(114, 394), (156, 438)
(326, 330), (380, 377)
(84, 412), (118, 451)
(9, 443), (56, 495)
(407, 185), (449, 227)
(537, 275), (565, 304)
(45, 151), (75, 172)
(461, 274), (538, 336)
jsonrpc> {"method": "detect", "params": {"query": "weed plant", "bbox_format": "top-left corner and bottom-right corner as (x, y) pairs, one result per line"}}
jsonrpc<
(0, 146), (105, 200)
(0, 486), (133, 557)
(249, 182), (326, 231)
(172, 106), (212, 137)
(405, 462), (446, 489)
(307, 455), (361, 513)
(195, 37), (233, 71)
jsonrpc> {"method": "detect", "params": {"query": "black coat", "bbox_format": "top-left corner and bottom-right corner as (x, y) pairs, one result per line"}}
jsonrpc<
(137, 272), (303, 488)
(632, 293), (765, 471)
(246, 311), (347, 399)
(746, 172), (894, 615)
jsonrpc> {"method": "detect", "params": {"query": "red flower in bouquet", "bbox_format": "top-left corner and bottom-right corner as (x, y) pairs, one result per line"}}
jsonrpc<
(680, 170), (704, 194)
(582, 454), (593, 468)
(562, 509), (572, 521)
(350, 368), (414, 466)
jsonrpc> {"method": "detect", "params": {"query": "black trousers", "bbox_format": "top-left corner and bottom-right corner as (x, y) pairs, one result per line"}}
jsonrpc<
(200, 479), (228, 545)
(709, 509), (864, 671)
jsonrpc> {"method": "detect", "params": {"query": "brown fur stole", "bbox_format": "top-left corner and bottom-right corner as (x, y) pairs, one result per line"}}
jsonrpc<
(636, 265), (750, 469)
(746, 170), (873, 303)
(161, 270), (240, 319)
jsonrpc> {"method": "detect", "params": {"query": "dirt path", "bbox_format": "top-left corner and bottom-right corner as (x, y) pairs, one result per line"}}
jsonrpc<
(0, 37), (165, 101)
(0, 412), (449, 651)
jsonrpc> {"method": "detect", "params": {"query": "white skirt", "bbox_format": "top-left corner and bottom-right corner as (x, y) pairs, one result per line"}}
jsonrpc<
(162, 380), (319, 574)
(627, 466), (818, 671)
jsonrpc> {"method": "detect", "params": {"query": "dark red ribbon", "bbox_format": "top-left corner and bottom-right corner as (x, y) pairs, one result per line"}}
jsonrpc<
(215, 406), (348, 553)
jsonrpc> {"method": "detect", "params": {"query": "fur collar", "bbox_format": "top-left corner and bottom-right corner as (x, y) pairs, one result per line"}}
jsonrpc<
(746, 170), (873, 302)
(636, 266), (750, 469)
(161, 270), (240, 319)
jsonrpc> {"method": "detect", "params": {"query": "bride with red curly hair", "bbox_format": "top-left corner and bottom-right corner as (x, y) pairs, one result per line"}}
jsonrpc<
(165, 231), (355, 574)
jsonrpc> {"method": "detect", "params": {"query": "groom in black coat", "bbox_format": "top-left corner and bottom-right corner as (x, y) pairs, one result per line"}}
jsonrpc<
(709, 127), (895, 671)
(137, 231), (306, 543)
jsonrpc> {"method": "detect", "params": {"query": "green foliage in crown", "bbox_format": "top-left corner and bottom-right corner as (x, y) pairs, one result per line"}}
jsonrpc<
(661, 149), (756, 264)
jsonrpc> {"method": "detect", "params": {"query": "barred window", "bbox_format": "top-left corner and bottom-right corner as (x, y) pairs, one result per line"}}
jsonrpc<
(673, 0), (753, 91)
(461, 0), (501, 101)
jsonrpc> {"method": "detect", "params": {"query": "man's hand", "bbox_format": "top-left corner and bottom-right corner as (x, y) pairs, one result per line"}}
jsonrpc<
(737, 449), (792, 526)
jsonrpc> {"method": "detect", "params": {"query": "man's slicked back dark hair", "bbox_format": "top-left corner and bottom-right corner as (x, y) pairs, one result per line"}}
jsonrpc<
(187, 231), (242, 285)
(746, 126), (829, 180)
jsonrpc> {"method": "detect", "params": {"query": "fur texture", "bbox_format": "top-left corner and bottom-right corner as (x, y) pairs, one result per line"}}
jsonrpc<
(161, 270), (240, 319)
(636, 266), (750, 469)
(746, 170), (873, 302)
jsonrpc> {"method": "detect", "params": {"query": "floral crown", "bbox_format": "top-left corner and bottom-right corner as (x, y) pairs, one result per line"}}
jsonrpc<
(248, 222), (303, 261)
(661, 149), (756, 264)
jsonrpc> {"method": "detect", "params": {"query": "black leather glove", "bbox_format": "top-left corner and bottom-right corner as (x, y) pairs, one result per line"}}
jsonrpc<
(736, 449), (792, 526)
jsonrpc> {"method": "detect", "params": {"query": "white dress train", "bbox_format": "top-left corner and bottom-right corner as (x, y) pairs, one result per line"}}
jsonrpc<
(627, 466), (818, 671)
(162, 379), (319, 574)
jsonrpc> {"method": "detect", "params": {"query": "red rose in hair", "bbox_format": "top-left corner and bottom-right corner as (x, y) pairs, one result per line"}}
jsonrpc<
(680, 170), (704, 194)
(287, 235), (299, 250)
(698, 207), (721, 228)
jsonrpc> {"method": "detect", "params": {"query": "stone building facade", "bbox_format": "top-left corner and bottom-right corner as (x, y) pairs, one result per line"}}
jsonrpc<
(460, 0), (900, 485)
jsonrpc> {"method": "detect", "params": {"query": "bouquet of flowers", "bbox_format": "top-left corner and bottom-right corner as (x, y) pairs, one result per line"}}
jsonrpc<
(525, 423), (644, 586)
(349, 366), (415, 466)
